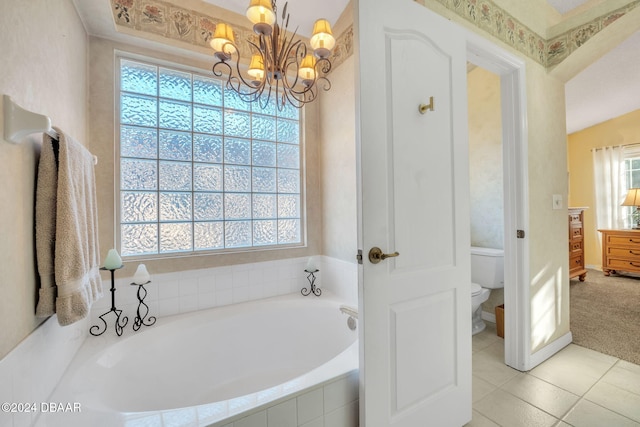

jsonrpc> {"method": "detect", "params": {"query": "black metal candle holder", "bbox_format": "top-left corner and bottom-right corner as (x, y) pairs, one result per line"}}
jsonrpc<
(90, 266), (128, 337)
(301, 269), (321, 296)
(131, 281), (156, 331)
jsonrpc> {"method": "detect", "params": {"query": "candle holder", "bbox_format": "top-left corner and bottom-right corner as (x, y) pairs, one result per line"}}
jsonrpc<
(301, 269), (321, 296)
(90, 266), (128, 337)
(131, 281), (156, 331)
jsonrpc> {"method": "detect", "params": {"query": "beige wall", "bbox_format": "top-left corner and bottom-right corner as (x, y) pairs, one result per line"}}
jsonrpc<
(319, 56), (357, 262)
(526, 62), (570, 353)
(468, 67), (504, 250)
(567, 109), (640, 268)
(89, 36), (323, 279)
(468, 66), (505, 314)
(0, 0), (88, 359)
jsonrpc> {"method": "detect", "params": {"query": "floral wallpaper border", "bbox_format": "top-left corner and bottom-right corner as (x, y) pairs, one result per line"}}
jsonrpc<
(110, 0), (353, 70)
(430, 0), (640, 67)
(111, 0), (638, 69)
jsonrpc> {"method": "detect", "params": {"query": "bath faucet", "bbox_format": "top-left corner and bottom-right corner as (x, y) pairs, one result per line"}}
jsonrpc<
(340, 305), (358, 330)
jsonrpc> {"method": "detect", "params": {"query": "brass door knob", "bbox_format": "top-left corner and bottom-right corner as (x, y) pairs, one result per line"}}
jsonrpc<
(368, 247), (400, 264)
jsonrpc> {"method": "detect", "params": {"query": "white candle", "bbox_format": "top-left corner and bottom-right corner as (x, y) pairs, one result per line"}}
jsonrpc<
(133, 264), (151, 285)
(305, 256), (317, 271)
(103, 249), (122, 270)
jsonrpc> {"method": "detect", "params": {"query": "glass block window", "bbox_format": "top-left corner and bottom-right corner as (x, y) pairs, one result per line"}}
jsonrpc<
(118, 58), (302, 256)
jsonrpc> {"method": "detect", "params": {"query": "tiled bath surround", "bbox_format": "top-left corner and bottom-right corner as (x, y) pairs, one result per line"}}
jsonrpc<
(0, 256), (357, 427)
(215, 370), (359, 427)
(89, 256), (358, 327)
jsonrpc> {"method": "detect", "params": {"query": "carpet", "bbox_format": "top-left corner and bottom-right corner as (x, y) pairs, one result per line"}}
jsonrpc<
(570, 269), (640, 365)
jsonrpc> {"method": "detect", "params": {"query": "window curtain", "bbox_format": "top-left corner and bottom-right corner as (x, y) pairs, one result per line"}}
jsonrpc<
(592, 146), (625, 231)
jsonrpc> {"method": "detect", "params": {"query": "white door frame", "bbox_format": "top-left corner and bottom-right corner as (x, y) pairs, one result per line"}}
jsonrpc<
(465, 31), (532, 371)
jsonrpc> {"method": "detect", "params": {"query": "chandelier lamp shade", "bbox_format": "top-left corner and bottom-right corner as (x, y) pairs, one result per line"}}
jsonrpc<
(210, 0), (335, 110)
(622, 188), (640, 228)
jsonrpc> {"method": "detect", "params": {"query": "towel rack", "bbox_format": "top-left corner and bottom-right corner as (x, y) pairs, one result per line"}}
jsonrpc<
(3, 95), (98, 165)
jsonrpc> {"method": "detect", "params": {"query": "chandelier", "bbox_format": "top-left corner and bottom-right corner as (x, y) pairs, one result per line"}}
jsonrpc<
(210, 0), (335, 110)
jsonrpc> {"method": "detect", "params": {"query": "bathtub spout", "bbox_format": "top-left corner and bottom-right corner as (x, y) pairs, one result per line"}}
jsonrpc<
(340, 305), (358, 331)
(340, 305), (358, 318)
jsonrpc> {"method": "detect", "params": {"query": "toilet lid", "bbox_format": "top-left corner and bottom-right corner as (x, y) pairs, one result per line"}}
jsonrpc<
(471, 283), (483, 296)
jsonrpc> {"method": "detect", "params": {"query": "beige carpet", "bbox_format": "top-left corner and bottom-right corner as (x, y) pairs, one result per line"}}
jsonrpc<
(570, 269), (640, 365)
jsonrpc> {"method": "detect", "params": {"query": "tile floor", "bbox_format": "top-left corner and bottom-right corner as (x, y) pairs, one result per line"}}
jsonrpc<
(467, 323), (640, 427)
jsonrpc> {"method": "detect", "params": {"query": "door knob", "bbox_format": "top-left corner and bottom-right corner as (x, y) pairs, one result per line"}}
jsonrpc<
(368, 247), (400, 264)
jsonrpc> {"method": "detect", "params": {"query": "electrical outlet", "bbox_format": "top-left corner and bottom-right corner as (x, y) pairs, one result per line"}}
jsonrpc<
(552, 194), (563, 210)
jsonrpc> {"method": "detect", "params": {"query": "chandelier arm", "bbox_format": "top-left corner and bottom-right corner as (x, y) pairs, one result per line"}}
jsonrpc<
(229, 62), (262, 100)
(316, 57), (332, 76)
(282, 82), (314, 108)
(212, 60), (232, 79)
(277, 40), (304, 92)
(224, 41), (270, 102)
(315, 76), (331, 92)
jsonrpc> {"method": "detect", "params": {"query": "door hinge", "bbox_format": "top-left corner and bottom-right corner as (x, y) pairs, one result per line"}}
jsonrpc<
(517, 229), (525, 239)
(356, 249), (363, 264)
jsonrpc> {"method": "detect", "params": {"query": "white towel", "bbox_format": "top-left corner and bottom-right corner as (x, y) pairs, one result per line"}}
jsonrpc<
(35, 127), (103, 325)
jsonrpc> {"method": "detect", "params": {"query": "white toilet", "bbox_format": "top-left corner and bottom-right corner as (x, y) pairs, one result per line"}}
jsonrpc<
(470, 246), (504, 335)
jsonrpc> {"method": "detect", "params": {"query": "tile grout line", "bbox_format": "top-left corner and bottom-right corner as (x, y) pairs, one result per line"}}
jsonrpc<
(548, 357), (629, 425)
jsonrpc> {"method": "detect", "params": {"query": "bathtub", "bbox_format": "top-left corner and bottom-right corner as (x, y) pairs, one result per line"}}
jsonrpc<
(37, 293), (359, 427)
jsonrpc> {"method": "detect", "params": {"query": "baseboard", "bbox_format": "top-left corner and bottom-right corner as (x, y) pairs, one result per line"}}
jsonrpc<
(481, 310), (496, 323)
(528, 331), (572, 370)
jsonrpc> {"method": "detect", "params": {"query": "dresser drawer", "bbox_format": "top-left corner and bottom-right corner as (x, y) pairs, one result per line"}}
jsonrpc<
(570, 254), (584, 271)
(606, 235), (640, 248)
(570, 213), (582, 223)
(570, 240), (583, 253)
(570, 225), (583, 239)
(606, 246), (640, 260)
(605, 257), (640, 272)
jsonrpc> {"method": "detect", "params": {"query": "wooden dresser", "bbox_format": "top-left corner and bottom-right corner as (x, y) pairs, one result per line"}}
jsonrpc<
(598, 228), (640, 276)
(569, 208), (587, 281)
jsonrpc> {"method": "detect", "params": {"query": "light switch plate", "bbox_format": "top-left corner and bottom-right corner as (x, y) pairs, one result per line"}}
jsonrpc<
(552, 194), (563, 210)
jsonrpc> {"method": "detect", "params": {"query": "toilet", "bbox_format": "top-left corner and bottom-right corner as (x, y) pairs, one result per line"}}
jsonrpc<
(470, 246), (504, 335)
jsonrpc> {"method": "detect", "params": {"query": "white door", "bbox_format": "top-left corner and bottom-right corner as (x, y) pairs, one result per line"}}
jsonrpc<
(356, 0), (471, 425)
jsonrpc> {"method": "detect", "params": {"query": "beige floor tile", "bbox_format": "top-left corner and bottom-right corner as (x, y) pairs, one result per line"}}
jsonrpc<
(473, 328), (503, 354)
(529, 345), (617, 395)
(553, 421), (572, 427)
(585, 381), (640, 423)
(563, 400), (640, 427)
(617, 360), (640, 376)
(464, 410), (500, 427)
(474, 389), (559, 427)
(473, 349), (520, 387)
(473, 375), (498, 403)
(501, 373), (580, 419)
(601, 363), (640, 396)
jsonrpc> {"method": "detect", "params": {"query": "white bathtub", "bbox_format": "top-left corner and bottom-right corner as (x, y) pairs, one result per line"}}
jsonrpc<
(37, 293), (359, 427)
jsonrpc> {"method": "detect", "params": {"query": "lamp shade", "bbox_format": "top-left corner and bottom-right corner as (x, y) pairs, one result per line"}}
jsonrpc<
(246, 0), (276, 25)
(210, 23), (237, 55)
(622, 188), (640, 206)
(298, 54), (317, 81)
(310, 19), (335, 58)
(248, 54), (265, 81)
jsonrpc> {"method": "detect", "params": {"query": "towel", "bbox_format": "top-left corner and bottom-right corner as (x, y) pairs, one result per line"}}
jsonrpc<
(35, 131), (58, 317)
(35, 127), (103, 325)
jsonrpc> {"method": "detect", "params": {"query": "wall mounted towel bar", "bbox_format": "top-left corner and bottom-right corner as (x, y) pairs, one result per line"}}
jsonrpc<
(3, 95), (97, 165)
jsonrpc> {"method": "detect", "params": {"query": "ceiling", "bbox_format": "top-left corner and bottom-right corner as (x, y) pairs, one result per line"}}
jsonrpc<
(73, 0), (639, 134)
(545, 0), (640, 133)
(203, 0), (350, 38)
